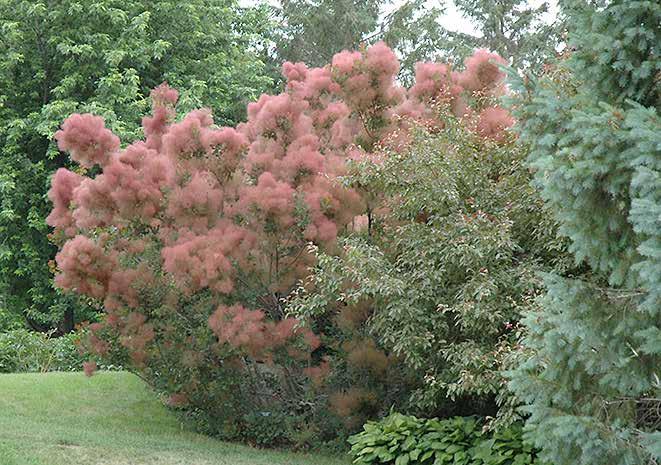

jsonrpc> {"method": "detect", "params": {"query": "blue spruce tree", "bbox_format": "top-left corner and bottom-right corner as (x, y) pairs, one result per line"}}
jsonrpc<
(506, 1), (660, 464)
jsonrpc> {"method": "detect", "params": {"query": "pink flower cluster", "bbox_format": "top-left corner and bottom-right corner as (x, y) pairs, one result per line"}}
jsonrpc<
(54, 235), (116, 300)
(476, 107), (515, 142)
(161, 221), (255, 294)
(457, 49), (508, 92)
(208, 305), (319, 361)
(332, 42), (403, 113)
(46, 168), (83, 237)
(54, 114), (120, 168)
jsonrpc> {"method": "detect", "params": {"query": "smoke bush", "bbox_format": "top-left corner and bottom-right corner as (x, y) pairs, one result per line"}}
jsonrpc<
(49, 42), (513, 444)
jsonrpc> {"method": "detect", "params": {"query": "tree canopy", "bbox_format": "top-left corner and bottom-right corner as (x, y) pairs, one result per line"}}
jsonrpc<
(0, 0), (274, 331)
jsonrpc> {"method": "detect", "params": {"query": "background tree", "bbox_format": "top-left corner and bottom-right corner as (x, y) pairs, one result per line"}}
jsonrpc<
(274, 0), (382, 68)
(451, 0), (562, 71)
(271, 0), (448, 83)
(506, 1), (660, 464)
(270, 0), (562, 88)
(0, 0), (274, 332)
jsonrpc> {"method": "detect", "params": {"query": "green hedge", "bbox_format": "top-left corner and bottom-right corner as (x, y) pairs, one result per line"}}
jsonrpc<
(0, 329), (85, 373)
(348, 412), (549, 465)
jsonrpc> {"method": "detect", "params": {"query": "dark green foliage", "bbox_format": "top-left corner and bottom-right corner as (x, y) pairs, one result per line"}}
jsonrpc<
(563, 1), (659, 108)
(0, 0), (273, 330)
(506, 1), (661, 464)
(274, 0), (381, 68)
(240, 410), (300, 448)
(371, 0), (450, 84)
(0, 304), (22, 332)
(0, 329), (85, 373)
(472, 423), (545, 465)
(348, 412), (546, 465)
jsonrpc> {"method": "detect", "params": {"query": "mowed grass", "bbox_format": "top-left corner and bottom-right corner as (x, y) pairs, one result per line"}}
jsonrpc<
(0, 371), (349, 465)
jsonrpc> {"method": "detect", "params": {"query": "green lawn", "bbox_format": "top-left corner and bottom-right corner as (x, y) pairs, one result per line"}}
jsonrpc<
(0, 371), (349, 465)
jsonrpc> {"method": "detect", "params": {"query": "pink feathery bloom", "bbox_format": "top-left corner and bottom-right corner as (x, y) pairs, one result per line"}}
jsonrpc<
(165, 171), (224, 232)
(236, 172), (296, 228)
(150, 82), (179, 107)
(201, 127), (248, 175)
(46, 168), (84, 237)
(55, 114), (120, 168)
(476, 107), (515, 142)
(365, 41), (400, 79)
(142, 84), (179, 150)
(457, 49), (507, 92)
(282, 61), (308, 85)
(410, 62), (454, 100)
(161, 222), (255, 294)
(162, 109), (214, 160)
(332, 50), (363, 74)
(54, 235), (116, 300)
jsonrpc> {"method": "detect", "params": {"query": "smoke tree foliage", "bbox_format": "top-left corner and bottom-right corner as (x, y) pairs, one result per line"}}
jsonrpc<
(287, 54), (573, 424)
(0, 0), (273, 332)
(505, 1), (661, 464)
(49, 42), (524, 441)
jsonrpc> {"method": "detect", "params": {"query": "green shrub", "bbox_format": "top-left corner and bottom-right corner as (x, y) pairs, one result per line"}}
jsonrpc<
(348, 412), (548, 465)
(239, 410), (297, 448)
(0, 329), (85, 373)
(288, 117), (573, 423)
(472, 423), (539, 465)
(0, 306), (23, 332)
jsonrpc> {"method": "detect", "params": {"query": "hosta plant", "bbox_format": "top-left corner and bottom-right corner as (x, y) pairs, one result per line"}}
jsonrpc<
(348, 412), (548, 465)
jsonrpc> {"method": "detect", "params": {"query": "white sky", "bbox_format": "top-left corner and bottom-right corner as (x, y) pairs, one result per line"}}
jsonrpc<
(392, 0), (559, 37)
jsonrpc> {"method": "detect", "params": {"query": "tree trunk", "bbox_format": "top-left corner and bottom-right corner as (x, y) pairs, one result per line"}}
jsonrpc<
(61, 308), (75, 334)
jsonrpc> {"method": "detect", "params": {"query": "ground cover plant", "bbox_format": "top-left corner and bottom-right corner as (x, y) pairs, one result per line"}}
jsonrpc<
(0, 371), (348, 465)
(348, 412), (546, 465)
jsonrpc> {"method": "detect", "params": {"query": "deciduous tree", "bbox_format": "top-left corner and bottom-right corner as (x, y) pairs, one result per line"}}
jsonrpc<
(0, 0), (273, 331)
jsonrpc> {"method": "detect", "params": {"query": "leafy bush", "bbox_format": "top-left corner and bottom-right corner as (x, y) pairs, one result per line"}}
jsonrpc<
(0, 306), (23, 332)
(48, 41), (520, 444)
(288, 114), (573, 422)
(240, 410), (297, 448)
(472, 423), (540, 465)
(0, 329), (85, 373)
(348, 412), (547, 465)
